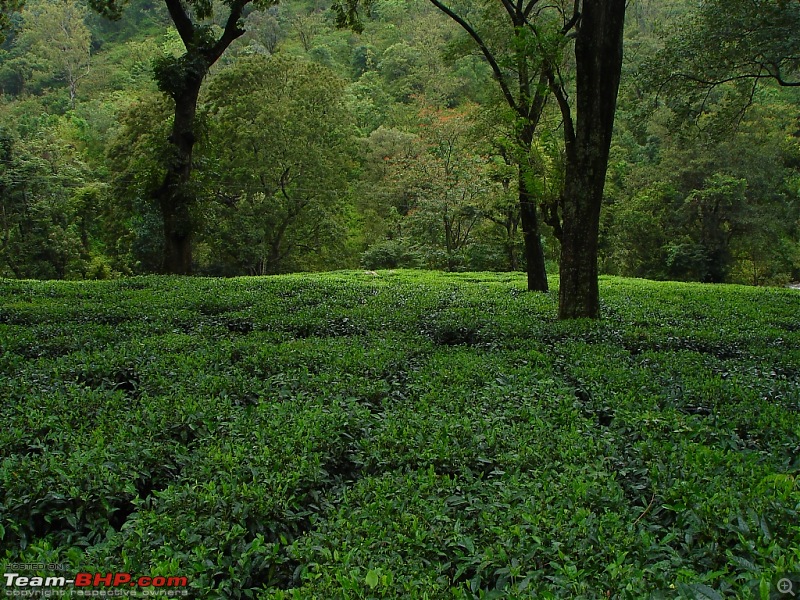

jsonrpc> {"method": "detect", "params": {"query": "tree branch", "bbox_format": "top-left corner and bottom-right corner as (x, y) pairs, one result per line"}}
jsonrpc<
(765, 61), (800, 86)
(561, 0), (581, 35)
(207, 0), (249, 63)
(670, 71), (773, 87)
(523, 0), (541, 20)
(163, 0), (195, 47)
(279, 167), (291, 202)
(427, 0), (518, 113)
(547, 70), (574, 151)
(527, 70), (549, 124)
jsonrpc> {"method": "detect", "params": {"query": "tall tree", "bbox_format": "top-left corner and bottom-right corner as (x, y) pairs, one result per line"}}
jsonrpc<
(19, 0), (91, 108)
(336, 0), (627, 316)
(550, 0), (626, 318)
(338, 0), (557, 290)
(89, 0), (271, 273)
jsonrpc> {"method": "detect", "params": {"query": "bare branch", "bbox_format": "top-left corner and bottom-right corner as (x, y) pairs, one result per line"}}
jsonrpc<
(547, 69), (574, 150)
(561, 0), (580, 35)
(672, 71), (773, 87)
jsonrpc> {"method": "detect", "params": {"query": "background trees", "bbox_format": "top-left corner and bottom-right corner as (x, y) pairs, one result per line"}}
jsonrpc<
(0, 0), (22, 43)
(660, 0), (800, 92)
(600, 0), (800, 286)
(379, 106), (494, 271)
(199, 54), (357, 275)
(0, 117), (101, 278)
(19, 0), (92, 107)
(336, 0), (629, 317)
(0, 0), (797, 306)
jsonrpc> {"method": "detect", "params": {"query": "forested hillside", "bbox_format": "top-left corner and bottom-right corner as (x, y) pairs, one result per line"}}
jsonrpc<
(0, 0), (798, 283)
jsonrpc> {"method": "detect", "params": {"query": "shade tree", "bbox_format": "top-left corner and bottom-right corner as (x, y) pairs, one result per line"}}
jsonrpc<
(88, 0), (274, 274)
(335, 0), (627, 318)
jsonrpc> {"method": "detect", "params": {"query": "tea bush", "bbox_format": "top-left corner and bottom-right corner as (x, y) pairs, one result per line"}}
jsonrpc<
(1, 271), (798, 598)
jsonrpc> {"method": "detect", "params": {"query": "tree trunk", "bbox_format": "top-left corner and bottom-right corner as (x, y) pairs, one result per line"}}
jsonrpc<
(559, 177), (602, 318)
(519, 169), (548, 291)
(558, 0), (626, 319)
(518, 118), (549, 291)
(506, 219), (518, 272)
(155, 78), (202, 275)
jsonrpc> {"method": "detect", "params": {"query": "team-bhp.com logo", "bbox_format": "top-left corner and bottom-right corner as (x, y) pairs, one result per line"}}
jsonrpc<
(4, 572), (189, 596)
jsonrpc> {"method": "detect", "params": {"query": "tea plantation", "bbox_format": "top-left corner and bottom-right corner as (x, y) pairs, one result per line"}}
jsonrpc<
(1, 271), (799, 599)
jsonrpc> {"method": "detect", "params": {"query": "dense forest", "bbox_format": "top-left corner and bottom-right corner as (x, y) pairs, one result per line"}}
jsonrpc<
(0, 0), (798, 286)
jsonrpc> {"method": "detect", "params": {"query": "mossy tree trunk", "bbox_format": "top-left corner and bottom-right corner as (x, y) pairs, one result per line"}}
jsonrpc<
(150, 0), (251, 274)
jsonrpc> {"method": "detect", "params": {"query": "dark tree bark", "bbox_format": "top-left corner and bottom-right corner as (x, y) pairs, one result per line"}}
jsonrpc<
(555, 0), (626, 319)
(519, 164), (548, 292)
(156, 77), (202, 274)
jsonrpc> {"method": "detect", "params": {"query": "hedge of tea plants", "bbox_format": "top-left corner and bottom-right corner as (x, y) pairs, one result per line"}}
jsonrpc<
(1, 271), (799, 598)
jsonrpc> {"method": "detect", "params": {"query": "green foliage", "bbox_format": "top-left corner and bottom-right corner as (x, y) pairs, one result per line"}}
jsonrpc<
(658, 0), (800, 96)
(0, 0), (23, 44)
(1, 272), (799, 597)
(104, 90), (173, 272)
(200, 54), (358, 275)
(0, 0), (798, 289)
(0, 115), (108, 278)
(18, 0), (92, 106)
(152, 53), (208, 98)
(362, 107), (518, 272)
(360, 237), (422, 269)
(605, 66), (800, 284)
